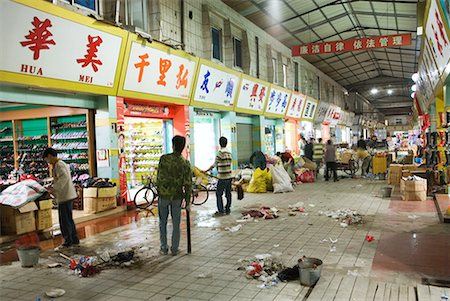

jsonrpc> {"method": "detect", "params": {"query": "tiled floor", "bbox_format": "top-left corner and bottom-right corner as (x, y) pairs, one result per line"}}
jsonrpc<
(0, 176), (448, 301)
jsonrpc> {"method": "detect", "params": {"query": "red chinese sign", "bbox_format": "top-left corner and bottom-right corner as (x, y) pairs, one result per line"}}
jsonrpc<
(20, 17), (56, 60)
(292, 34), (411, 56)
(77, 35), (103, 72)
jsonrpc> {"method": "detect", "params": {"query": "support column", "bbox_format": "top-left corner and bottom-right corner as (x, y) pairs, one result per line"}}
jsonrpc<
(221, 111), (238, 169)
(252, 115), (265, 154)
(188, 107), (196, 166)
(429, 102), (437, 132)
(94, 96), (119, 186)
(275, 119), (285, 153)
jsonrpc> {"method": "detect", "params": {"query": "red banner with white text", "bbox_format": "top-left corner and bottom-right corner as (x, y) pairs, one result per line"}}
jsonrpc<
(292, 34), (412, 56)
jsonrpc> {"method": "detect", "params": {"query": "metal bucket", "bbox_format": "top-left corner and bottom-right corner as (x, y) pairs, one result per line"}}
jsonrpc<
(298, 257), (323, 286)
(16, 246), (40, 267)
(381, 186), (393, 198)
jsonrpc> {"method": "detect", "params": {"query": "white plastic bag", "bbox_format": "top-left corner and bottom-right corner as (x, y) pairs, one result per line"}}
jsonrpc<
(271, 164), (294, 193)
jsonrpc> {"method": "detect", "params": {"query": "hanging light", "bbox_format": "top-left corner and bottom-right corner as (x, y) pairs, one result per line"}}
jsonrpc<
(371, 88), (378, 94)
(412, 73), (419, 82)
(387, 89), (393, 95)
(411, 84), (417, 92)
(411, 92), (416, 99)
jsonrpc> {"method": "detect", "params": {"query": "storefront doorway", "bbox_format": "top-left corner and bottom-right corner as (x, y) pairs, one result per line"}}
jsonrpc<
(193, 112), (220, 170)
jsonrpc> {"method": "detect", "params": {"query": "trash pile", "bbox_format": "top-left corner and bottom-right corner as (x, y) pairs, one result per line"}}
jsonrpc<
(238, 253), (284, 288)
(57, 246), (156, 277)
(318, 209), (363, 226)
(241, 207), (280, 220)
(97, 246), (155, 267)
(60, 253), (100, 278)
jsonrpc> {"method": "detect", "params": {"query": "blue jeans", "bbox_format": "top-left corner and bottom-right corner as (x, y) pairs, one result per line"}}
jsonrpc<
(216, 179), (232, 213)
(158, 198), (182, 253)
(58, 200), (79, 246)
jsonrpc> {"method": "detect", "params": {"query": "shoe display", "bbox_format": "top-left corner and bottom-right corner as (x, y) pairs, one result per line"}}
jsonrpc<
(124, 118), (165, 187)
(0, 123), (14, 180)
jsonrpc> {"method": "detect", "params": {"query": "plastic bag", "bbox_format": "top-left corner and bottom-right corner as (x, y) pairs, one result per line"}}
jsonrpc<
(247, 168), (268, 193)
(271, 164), (294, 193)
(299, 171), (315, 183)
(193, 167), (208, 186)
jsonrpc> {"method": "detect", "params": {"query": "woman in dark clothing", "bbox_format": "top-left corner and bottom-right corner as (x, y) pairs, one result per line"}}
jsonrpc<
(324, 140), (338, 182)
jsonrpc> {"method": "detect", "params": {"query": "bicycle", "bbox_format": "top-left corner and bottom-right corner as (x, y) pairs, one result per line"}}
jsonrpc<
(191, 176), (210, 205)
(133, 176), (158, 209)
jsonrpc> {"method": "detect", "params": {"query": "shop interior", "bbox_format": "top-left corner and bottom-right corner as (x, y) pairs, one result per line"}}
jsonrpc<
(0, 102), (124, 238)
(124, 117), (171, 188)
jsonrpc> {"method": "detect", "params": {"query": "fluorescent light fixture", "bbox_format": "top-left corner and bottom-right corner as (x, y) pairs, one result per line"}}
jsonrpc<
(385, 120), (388, 126)
(417, 26), (423, 36)
(411, 84), (417, 92)
(387, 89), (393, 95)
(411, 92), (416, 99)
(371, 88), (378, 94)
(412, 73), (419, 82)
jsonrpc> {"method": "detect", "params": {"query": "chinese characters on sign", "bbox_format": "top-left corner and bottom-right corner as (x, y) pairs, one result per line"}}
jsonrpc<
(424, 0), (450, 78)
(20, 17), (56, 60)
(76, 35), (103, 72)
(301, 99), (318, 120)
(123, 42), (196, 100)
(1, 1), (123, 89)
(235, 78), (269, 112)
(285, 92), (306, 119)
(315, 101), (331, 124)
(193, 63), (240, 107)
(265, 87), (291, 116)
(292, 34), (412, 56)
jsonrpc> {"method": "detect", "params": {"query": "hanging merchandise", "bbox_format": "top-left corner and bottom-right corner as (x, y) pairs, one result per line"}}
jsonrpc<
(124, 117), (165, 187)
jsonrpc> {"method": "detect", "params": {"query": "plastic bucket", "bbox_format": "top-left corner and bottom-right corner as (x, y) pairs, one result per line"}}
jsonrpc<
(16, 246), (40, 267)
(381, 186), (393, 198)
(298, 257), (323, 286)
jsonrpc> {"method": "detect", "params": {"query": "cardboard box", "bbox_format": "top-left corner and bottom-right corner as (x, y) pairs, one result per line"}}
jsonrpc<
(400, 178), (427, 192)
(0, 202), (37, 235)
(36, 209), (52, 230)
(373, 157), (387, 174)
(402, 164), (416, 171)
(37, 199), (53, 210)
(389, 164), (403, 174)
(402, 190), (427, 201)
(83, 187), (117, 198)
(84, 197), (117, 214)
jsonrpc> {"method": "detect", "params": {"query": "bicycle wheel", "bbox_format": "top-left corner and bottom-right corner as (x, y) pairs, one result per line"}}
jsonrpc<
(134, 187), (154, 209)
(191, 184), (209, 205)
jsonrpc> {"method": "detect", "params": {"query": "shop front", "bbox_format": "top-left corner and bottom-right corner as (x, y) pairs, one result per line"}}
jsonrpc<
(117, 35), (198, 199)
(0, 0), (128, 238)
(190, 59), (241, 168)
(263, 85), (291, 156)
(299, 97), (318, 141)
(232, 75), (269, 165)
(284, 92), (307, 154)
(314, 101), (331, 142)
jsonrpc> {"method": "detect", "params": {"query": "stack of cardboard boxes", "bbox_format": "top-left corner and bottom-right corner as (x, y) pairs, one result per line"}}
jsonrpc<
(387, 164), (403, 185)
(83, 187), (117, 214)
(0, 199), (53, 235)
(400, 177), (427, 201)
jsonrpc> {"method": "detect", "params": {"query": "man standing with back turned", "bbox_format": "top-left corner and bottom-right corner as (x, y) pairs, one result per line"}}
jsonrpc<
(156, 136), (192, 256)
(206, 136), (233, 217)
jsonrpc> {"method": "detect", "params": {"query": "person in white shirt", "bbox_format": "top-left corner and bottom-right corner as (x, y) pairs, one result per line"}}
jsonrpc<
(43, 148), (79, 250)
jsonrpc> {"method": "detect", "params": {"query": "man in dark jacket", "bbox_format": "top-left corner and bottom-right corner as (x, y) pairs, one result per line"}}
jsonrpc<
(304, 138), (314, 161)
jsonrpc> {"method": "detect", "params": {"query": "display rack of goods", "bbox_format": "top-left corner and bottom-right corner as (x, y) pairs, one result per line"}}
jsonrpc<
(51, 116), (90, 183)
(15, 118), (50, 180)
(124, 118), (165, 187)
(0, 121), (14, 180)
